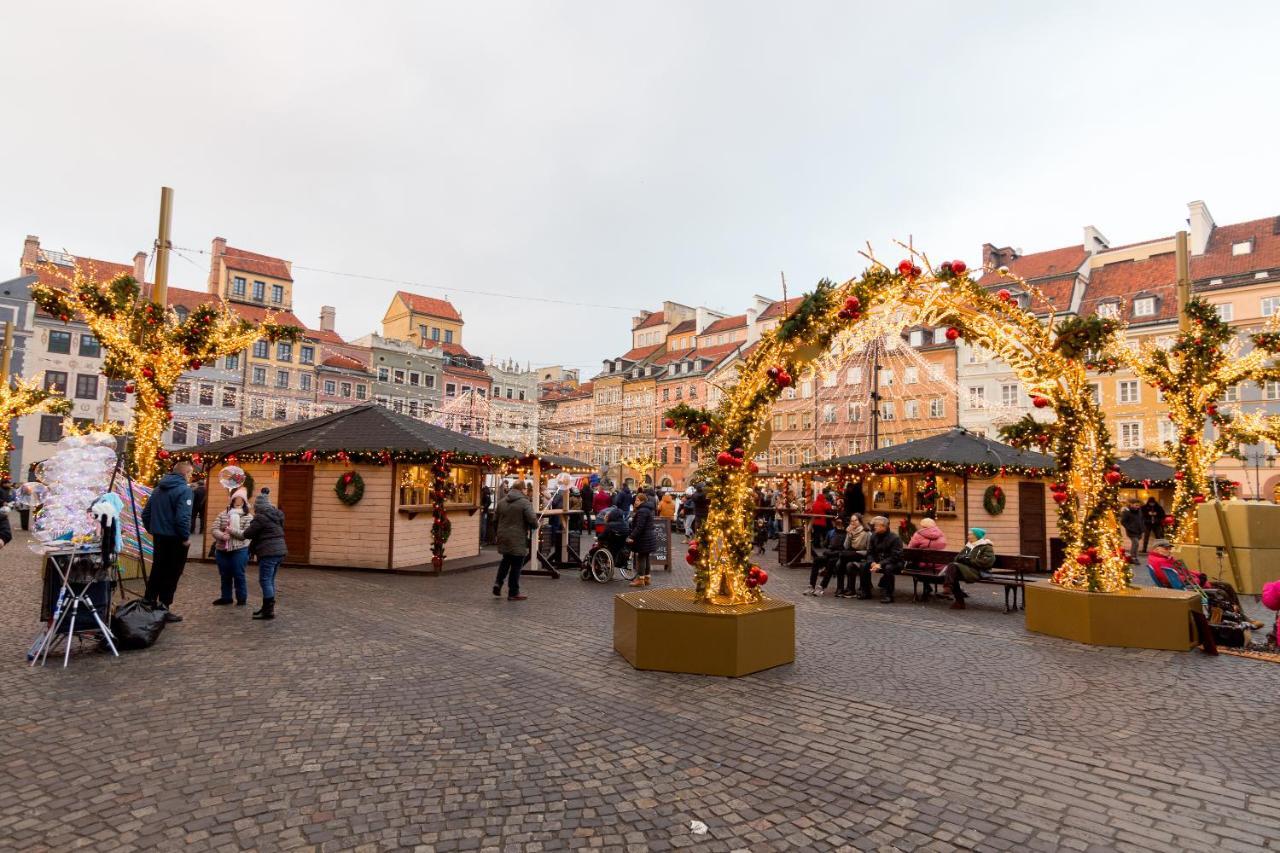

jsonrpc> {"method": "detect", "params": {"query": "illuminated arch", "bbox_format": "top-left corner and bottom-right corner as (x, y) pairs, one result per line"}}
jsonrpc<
(667, 250), (1129, 605)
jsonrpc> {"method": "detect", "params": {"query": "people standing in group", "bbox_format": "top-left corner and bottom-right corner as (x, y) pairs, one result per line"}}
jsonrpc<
(1140, 496), (1166, 552)
(942, 528), (996, 611)
(627, 489), (657, 587)
(907, 517), (948, 551)
(493, 480), (537, 601)
(1121, 499), (1145, 563)
(210, 487), (251, 607)
(141, 460), (195, 622)
(243, 489), (287, 620)
(191, 476), (208, 535)
(855, 515), (904, 602)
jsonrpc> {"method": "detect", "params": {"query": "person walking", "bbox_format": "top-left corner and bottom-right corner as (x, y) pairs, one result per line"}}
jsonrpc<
(243, 489), (287, 620)
(842, 478), (865, 521)
(627, 489), (657, 587)
(693, 483), (710, 534)
(1121, 499), (1145, 563)
(1140, 496), (1166, 552)
(581, 480), (595, 531)
(141, 460), (195, 622)
(493, 480), (537, 600)
(210, 487), (251, 606)
(191, 476), (208, 535)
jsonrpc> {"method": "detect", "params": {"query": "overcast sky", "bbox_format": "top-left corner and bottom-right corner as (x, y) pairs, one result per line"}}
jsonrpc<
(4, 1), (1279, 373)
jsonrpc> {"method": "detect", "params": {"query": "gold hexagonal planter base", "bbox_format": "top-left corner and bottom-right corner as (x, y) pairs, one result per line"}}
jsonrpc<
(613, 588), (795, 677)
(1025, 582), (1200, 651)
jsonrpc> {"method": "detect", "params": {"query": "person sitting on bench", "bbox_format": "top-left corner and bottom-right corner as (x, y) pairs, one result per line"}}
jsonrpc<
(833, 514), (872, 598)
(942, 527), (995, 611)
(1148, 539), (1260, 628)
(906, 516), (948, 551)
(805, 516), (847, 595)
(856, 516), (904, 602)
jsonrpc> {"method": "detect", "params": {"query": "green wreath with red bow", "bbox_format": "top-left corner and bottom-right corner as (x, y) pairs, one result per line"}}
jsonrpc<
(335, 470), (365, 506)
(982, 484), (1006, 516)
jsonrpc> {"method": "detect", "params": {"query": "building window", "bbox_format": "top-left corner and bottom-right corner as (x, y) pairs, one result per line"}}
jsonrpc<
(220, 425), (235, 440)
(107, 378), (128, 402)
(929, 364), (945, 381)
(78, 333), (101, 358)
(37, 415), (63, 443)
(1118, 421), (1143, 449)
(408, 400), (420, 417)
(408, 371), (421, 386)
(392, 398), (404, 413)
(967, 386), (986, 408)
(250, 397), (265, 418)
(908, 330), (924, 347)
(196, 424), (212, 445)
(1263, 297), (1280, 318)
(252, 367), (266, 385)
(222, 387), (237, 408)
(1132, 297), (1156, 317)
(276, 370), (289, 389)
(685, 387), (693, 399)
(1088, 383), (1101, 405)
(1118, 380), (1140, 404)
(880, 401), (895, 420)
(423, 374), (435, 389)
(800, 380), (813, 398)
(905, 399), (920, 419)
(377, 366), (389, 382)
(674, 387), (683, 400)
(1000, 384), (1018, 407)
(444, 330), (453, 344)
(1097, 302), (1120, 319)
(271, 284), (284, 304)
(171, 382), (188, 405)
(274, 402), (287, 421)
(445, 383), (456, 397)
(299, 345), (314, 365)
(904, 367), (918, 385)
(74, 374), (98, 400)
(171, 421), (188, 444)
(773, 414), (783, 431)
(340, 382), (352, 398)
(324, 380), (337, 395)
(1265, 381), (1280, 401)
(930, 328), (947, 345)
(1223, 384), (1240, 403)
(822, 404), (837, 424)
(232, 276), (246, 297)
(848, 403), (863, 422)
(1233, 240), (1253, 256)
(1158, 418), (1177, 446)
(674, 446), (682, 464)
(225, 353), (240, 371)
(393, 369), (405, 384)
(252, 340), (269, 358)
(1214, 303), (1234, 322)
(431, 327), (440, 341)
(47, 330), (71, 354)
(199, 383), (214, 406)
(355, 384), (366, 399)
(44, 370), (68, 394)
(252, 280), (266, 302)
(822, 372), (837, 388)
(299, 373), (312, 392)
(276, 342), (293, 362)
(929, 397), (945, 418)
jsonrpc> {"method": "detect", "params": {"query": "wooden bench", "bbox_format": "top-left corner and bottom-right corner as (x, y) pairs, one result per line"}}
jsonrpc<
(899, 548), (1042, 612)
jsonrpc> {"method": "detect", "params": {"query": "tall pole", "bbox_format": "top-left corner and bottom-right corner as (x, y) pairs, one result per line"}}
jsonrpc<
(153, 186), (174, 308)
(870, 340), (882, 450)
(1175, 230), (1191, 333)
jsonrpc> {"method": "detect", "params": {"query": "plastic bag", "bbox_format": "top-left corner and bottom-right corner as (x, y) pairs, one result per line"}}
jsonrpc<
(111, 599), (167, 650)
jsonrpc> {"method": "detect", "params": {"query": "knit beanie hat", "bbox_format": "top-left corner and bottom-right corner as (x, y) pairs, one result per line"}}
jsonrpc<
(970, 527), (986, 539)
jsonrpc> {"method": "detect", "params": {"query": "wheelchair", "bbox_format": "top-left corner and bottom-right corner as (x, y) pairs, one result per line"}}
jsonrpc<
(582, 531), (636, 583)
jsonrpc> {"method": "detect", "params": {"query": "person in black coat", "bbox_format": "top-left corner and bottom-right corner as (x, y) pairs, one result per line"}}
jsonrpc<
(1140, 496), (1165, 552)
(191, 477), (208, 534)
(627, 491), (657, 587)
(854, 515), (905, 602)
(242, 489), (287, 620)
(614, 482), (634, 514)
(0, 503), (12, 549)
(842, 479), (865, 520)
(1120, 499), (1145, 563)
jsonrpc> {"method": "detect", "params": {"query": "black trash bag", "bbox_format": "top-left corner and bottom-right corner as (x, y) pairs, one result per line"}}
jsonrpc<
(111, 599), (167, 650)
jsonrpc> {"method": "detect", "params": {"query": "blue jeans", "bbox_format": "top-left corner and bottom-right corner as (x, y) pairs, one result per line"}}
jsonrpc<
(495, 553), (523, 597)
(215, 548), (249, 602)
(259, 555), (283, 600)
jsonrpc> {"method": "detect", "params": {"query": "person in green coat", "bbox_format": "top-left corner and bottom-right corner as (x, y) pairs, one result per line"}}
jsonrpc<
(942, 527), (996, 610)
(492, 481), (538, 601)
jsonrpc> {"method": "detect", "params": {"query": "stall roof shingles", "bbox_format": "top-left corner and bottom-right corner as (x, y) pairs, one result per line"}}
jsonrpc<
(805, 428), (1055, 472)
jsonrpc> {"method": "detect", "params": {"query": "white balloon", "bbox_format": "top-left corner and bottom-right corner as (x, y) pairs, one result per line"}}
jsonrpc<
(218, 466), (246, 491)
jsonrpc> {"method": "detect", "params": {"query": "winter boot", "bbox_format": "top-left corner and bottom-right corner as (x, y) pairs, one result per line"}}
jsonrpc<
(253, 598), (276, 620)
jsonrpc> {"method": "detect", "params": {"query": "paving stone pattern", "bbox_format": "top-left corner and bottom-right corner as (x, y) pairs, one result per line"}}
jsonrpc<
(2, 526), (1279, 852)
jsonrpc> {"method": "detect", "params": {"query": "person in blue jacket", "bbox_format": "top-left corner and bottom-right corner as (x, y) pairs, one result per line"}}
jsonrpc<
(141, 460), (194, 622)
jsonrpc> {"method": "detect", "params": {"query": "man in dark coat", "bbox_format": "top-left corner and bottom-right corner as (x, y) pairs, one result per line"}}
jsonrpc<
(493, 481), (537, 601)
(627, 490), (657, 586)
(1120, 499), (1145, 563)
(842, 479), (865, 520)
(1140, 496), (1165, 552)
(854, 515), (905, 602)
(580, 481), (595, 531)
(142, 460), (194, 621)
(480, 484), (493, 543)
(613, 482), (633, 514)
(0, 501), (12, 549)
(191, 477), (207, 534)
(692, 484), (710, 533)
(243, 489), (287, 620)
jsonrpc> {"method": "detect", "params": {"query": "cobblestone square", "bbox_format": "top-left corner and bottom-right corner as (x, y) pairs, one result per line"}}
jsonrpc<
(3, 530), (1278, 852)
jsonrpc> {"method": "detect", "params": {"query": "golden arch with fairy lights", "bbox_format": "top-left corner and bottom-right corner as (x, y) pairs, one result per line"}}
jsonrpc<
(666, 249), (1131, 605)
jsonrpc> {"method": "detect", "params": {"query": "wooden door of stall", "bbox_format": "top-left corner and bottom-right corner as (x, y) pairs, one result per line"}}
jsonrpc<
(1018, 481), (1047, 569)
(278, 464), (314, 564)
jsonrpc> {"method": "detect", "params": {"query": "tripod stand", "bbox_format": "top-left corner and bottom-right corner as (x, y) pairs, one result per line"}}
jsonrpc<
(29, 548), (119, 667)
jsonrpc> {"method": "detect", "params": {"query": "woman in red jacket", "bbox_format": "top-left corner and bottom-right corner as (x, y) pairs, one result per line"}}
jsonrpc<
(809, 491), (832, 550)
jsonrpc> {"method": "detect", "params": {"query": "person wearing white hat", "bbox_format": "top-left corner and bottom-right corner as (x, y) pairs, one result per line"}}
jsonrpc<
(210, 487), (252, 606)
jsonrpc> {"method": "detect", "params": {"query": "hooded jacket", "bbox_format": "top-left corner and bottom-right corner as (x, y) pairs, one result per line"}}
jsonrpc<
(244, 494), (288, 558)
(657, 493), (676, 519)
(1120, 506), (1145, 537)
(494, 489), (538, 557)
(810, 494), (832, 527)
(952, 538), (996, 582)
(613, 484), (633, 512)
(907, 525), (948, 551)
(628, 495), (657, 554)
(141, 472), (194, 540)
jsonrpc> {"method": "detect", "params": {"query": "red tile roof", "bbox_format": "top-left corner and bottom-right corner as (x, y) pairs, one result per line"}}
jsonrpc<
(223, 246), (293, 281)
(668, 319), (696, 335)
(1080, 253), (1176, 324)
(24, 254), (136, 291)
(166, 286), (308, 328)
(1196, 215), (1280, 279)
(439, 341), (473, 358)
(694, 342), (743, 365)
(617, 344), (662, 362)
(757, 297), (801, 321)
(395, 291), (464, 323)
(701, 314), (747, 335)
(652, 347), (696, 365)
(635, 311), (666, 329)
(976, 244), (1087, 313)
(306, 328), (346, 346)
(320, 354), (369, 371)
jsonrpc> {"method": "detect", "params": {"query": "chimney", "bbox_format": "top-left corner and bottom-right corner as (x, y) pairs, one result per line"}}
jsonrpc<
(208, 236), (226, 295)
(981, 243), (1018, 270)
(746, 308), (761, 346)
(631, 310), (652, 331)
(1082, 226), (1110, 255)
(319, 305), (336, 332)
(21, 235), (40, 271)
(133, 251), (147, 282)
(1188, 200), (1215, 255)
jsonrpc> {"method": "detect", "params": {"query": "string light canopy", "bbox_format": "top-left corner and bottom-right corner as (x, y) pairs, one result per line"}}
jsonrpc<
(667, 247), (1130, 604)
(619, 454), (661, 478)
(0, 378), (72, 478)
(27, 264), (301, 484)
(1114, 297), (1280, 541)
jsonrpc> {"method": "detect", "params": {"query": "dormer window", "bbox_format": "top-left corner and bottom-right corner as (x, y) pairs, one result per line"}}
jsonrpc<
(1132, 296), (1157, 317)
(1232, 240), (1254, 256)
(1097, 301), (1120, 320)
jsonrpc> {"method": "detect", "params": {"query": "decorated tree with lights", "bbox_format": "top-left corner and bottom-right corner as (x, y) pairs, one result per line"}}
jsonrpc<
(1, 378), (73, 478)
(668, 252), (1130, 604)
(28, 265), (301, 484)
(1116, 296), (1280, 541)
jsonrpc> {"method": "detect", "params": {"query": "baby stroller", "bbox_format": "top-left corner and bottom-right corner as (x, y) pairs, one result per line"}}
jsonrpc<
(582, 509), (636, 583)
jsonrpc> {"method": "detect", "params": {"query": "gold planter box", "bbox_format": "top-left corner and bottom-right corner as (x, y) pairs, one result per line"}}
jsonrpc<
(1025, 581), (1199, 651)
(613, 588), (795, 677)
(1197, 502), (1280, 549)
(1173, 545), (1201, 572)
(1196, 546), (1280, 595)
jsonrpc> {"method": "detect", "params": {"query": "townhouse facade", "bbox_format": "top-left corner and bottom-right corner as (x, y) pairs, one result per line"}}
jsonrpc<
(486, 358), (538, 452)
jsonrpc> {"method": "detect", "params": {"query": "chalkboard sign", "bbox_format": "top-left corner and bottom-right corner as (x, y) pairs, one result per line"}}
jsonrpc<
(653, 518), (673, 569)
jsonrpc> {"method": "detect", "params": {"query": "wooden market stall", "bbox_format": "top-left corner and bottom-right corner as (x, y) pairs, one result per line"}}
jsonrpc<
(176, 403), (521, 573)
(803, 428), (1061, 569)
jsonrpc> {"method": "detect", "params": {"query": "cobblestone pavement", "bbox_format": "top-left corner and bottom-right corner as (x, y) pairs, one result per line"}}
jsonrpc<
(2, 525), (1279, 852)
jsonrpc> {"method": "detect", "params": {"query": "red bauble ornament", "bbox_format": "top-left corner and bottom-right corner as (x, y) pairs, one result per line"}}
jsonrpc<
(664, 417), (675, 429)
(124, 383), (135, 394)
(951, 260), (967, 275)
(940, 261), (953, 275)
(748, 461), (759, 474)
(1206, 405), (1217, 416)
(1032, 395), (1049, 408)
(1164, 515), (1176, 526)
(945, 327), (960, 341)
(897, 260), (914, 276)
(1075, 553), (1093, 566)
(141, 367), (154, 379)
(1183, 436), (1199, 446)
(776, 371), (793, 388)
(157, 449), (170, 460)
(716, 451), (735, 467)
(753, 569), (768, 586)
(844, 296), (861, 312)
(697, 423), (711, 436)
(1052, 491), (1069, 504)
(1193, 494), (1206, 504)
(1174, 471), (1185, 480)
(732, 447), (744, 458)
(1036, 433), (1049, 445)
(766, 366), (780, 380)
(1104, 471), (1122, 486)
(154, 399), (166, 409)
(997, 289), (1011, 301)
